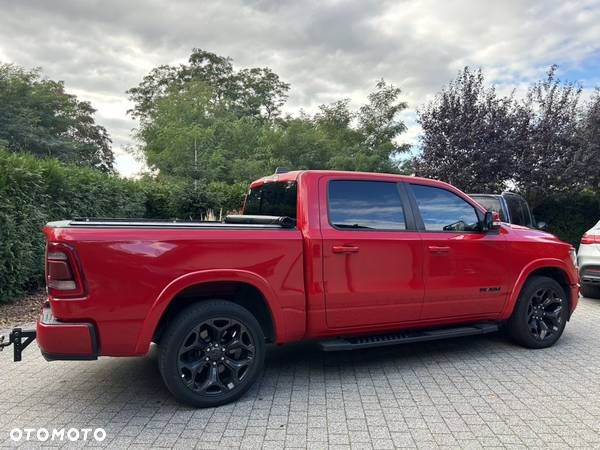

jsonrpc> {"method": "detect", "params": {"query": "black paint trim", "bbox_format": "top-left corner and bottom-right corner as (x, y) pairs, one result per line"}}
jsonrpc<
(42, 352), (98, 361)
(42, 323), (99, 362)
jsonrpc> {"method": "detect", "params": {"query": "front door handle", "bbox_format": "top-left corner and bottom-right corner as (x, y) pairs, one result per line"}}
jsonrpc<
(332, 245), (360, 254)
(428, 245), (450, 254)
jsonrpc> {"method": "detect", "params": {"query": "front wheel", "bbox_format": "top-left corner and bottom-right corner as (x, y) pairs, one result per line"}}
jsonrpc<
(158, 300), (265, 407)
(507, 276), (569, 349)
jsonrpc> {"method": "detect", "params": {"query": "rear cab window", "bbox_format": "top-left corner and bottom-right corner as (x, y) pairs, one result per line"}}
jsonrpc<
(327, 180), (406, 230)
(244, 181), (298, 218)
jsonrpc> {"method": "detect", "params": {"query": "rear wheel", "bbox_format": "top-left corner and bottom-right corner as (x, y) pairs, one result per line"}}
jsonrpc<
(507, 276), (568, 349)
(581, 284), (600, 299)
(158, 300), (265, 407)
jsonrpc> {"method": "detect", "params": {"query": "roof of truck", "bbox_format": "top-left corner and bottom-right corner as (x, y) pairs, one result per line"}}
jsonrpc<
(249, 170), (442, 188)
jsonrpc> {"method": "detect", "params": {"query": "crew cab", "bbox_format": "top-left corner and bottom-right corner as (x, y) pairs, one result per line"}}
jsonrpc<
(3, 170), (579, 407)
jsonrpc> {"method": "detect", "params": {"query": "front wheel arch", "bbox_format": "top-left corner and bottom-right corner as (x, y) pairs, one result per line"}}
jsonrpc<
(503, 263), (575, 320)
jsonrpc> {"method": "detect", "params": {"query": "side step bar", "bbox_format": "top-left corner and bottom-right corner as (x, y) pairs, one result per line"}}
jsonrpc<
(319, 322), (499, 351)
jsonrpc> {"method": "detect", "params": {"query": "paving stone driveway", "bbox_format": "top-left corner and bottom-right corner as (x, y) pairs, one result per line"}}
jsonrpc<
(1, 297), (600, 449)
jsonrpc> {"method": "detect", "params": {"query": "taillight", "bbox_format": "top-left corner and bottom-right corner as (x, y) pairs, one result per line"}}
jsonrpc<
(46, 243), (85, 297)
(581, 233), (600, 245)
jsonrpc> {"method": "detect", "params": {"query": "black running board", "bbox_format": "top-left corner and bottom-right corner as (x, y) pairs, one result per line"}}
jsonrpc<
(319, 322), (499, 351)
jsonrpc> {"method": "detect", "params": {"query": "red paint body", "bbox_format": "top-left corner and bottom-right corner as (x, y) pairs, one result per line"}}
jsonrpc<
(38, 171), (579, 359)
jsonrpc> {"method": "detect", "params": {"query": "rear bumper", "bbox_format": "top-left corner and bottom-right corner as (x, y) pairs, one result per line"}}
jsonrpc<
(580, 267), (600, 286)
(37, 308), (98, 361)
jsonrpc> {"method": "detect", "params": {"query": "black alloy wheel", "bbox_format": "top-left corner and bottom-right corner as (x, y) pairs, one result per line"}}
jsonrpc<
(159, 300), (265, 408)
(177, 317), (255, 395)
(508, 275), (569, 349)
(525, 287), (564, 341)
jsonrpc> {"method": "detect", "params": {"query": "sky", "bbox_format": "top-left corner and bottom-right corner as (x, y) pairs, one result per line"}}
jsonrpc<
(1, 0), (599, 177)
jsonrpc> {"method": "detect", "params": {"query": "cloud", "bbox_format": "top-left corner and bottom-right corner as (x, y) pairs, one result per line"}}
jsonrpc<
(1, 0), (599, 176)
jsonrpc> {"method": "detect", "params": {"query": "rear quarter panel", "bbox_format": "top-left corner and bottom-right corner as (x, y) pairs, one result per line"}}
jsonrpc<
(44, 226), (305, 356)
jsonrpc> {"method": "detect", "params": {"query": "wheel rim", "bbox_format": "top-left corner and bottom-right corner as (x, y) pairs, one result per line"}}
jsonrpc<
(526, 287), (564, 341)
(177, 317), (255, 395)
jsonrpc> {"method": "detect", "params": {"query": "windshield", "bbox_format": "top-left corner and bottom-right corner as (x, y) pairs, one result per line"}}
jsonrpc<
(244, 181), (297, 218)
(471, 195), (506, 221)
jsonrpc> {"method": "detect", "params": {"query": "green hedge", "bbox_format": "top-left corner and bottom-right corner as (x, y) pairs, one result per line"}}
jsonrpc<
(0, 150), (246, 303)
(2, 149), (596, 303)
(531, 191), (600, 248)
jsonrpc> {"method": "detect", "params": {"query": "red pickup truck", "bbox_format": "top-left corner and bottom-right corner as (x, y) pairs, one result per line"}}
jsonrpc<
(5, 170), (579, 407)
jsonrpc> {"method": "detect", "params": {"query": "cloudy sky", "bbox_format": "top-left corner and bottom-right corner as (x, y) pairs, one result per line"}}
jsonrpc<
(1, 0), (599, 176)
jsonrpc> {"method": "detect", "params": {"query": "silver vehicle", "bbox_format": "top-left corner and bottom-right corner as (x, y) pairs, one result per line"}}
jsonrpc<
(578, 220), (600, 299)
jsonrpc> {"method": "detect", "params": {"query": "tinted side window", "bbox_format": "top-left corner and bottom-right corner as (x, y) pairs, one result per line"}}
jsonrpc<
(471, 196), (507, 221)
(504, 195), (530, 227)
(411, 184), (480, 232)
(328, 180), (406, 230)
(245, 181), (297, 218)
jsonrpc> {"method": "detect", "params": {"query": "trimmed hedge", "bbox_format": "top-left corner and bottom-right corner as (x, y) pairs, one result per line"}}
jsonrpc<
(532, 191), (600, 248)
(0, 150), (245, 302)
(2, 149), (596, 303)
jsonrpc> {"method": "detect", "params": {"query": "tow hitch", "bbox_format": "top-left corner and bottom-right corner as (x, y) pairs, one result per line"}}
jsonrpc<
(0, 328), (36, 361)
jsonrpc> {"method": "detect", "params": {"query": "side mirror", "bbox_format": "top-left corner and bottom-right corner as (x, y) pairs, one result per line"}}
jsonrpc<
(536, 221), (548, 231)
(483, 210), (501, 231)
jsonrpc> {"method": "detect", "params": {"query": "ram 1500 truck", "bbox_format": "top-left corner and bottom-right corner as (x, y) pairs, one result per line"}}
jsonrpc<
(2, 170), (579, 407)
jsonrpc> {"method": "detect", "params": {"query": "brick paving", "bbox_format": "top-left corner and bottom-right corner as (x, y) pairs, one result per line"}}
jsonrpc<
(1, 297), (600, 449)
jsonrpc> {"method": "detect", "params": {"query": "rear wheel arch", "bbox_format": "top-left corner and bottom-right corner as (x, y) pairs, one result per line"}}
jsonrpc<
(153, 281), (276, 345)
(135, 271), (280, 353)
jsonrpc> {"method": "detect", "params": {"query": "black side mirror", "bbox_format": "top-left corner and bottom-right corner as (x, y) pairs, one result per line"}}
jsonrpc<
(536, 221), (548, 231)
(483, 210), (500, 231)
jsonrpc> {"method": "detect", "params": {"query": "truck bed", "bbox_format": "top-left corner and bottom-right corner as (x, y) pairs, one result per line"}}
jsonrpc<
(47, 215), (295, 230)
(43, 217), (306, 356)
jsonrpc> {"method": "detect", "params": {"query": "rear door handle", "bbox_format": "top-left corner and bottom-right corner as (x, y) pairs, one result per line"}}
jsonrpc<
(332, 245), (360, 254)
(428, 245), (450, 254)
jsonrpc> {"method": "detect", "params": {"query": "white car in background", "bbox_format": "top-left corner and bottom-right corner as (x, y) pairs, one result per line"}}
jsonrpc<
(578, 220), (600, 298)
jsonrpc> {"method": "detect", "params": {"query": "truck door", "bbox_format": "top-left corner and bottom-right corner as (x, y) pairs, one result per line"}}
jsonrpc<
(320, 176), (425, 329)
(408, 183), (508, 320)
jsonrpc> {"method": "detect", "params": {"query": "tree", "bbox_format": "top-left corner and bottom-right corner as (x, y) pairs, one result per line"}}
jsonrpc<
(0, 63), (113, 171)
(512, 65), (588, 205)
(358, 80), (409, 156)
(127, 49), (290, 124)
(130, 49), (411, 183)
(578, 89), (600, 191)
(137, 79), (271, 185)
(415, 67), (515, 192)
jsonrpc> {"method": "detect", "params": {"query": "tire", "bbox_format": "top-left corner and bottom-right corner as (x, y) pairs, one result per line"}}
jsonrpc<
(507, 276), (569, 349)
(158, 300), (265, 408)
(581, 284), (600, 299)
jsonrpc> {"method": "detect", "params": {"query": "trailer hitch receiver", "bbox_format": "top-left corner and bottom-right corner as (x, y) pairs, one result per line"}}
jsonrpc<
(0, 328), (36, 361)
